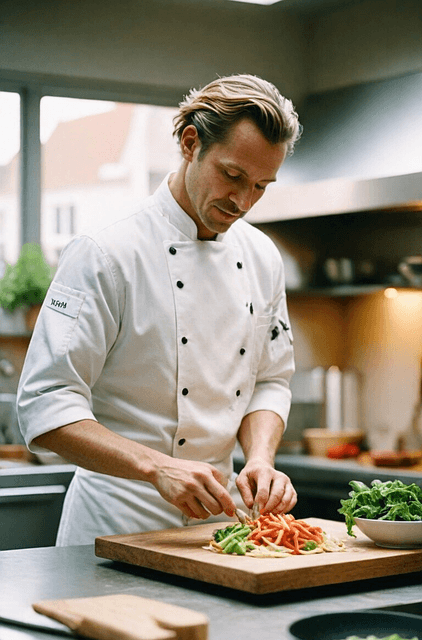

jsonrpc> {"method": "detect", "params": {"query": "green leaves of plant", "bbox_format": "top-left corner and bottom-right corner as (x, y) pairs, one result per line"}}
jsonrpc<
(0, 243), (52, 311)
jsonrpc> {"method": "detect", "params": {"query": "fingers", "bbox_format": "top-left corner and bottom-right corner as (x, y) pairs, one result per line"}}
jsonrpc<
(201, 476), (237, 517)
(180, 498), (211, 520)
(180, 483), (235, 520)
(261, 475), (297, 515)
(236, 463), (297, 516)
(154, 458), (237, 520)
(235, 473), (256, 510)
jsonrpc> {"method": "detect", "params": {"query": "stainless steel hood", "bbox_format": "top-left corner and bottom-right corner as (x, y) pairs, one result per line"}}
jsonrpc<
(246, 72), (422, 223)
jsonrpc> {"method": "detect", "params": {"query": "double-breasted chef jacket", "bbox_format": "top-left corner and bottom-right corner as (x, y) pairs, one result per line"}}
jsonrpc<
(17, 175), (295, 546)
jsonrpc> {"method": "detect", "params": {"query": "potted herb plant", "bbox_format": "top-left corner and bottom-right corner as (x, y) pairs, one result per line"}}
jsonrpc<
(0, 243), (52, 332)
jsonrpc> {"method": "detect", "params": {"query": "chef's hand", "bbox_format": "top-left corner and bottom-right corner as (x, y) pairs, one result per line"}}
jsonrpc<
(152, 456), (237, 520)
(235, 456), (297, 516)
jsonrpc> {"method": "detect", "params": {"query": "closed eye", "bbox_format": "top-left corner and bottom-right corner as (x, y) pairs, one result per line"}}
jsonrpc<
(225, 170), (266, 192)
(224, 170), (241, 181)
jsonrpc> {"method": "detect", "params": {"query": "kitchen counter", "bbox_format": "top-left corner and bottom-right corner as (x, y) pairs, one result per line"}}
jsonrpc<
(235, 453), (422, 521)
(1, 543), (422, 640)
(272, 453), (422, 485)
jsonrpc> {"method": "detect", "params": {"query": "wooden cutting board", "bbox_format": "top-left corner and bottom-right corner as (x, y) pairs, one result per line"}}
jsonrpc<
(95, 518), (422, 594)
(33, 594), (209, 640)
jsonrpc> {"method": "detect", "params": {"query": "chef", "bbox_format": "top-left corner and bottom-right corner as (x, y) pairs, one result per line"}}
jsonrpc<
(17, 74), (302, 545)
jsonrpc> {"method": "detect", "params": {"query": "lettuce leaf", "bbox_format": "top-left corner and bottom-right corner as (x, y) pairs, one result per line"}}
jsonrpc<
(338, 479), (422, 536)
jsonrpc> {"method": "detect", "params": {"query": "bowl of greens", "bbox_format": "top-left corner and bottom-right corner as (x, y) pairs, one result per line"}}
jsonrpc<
(338, 479), (422, 548)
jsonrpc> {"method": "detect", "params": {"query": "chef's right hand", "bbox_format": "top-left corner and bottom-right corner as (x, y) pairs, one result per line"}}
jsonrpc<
(151, 455), (236, 520)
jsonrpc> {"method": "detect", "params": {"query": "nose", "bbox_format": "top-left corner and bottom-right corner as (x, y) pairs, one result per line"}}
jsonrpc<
(229, 185), (254, 214)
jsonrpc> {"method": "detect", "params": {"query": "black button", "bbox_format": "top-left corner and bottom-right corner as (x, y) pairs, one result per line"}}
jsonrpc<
(249, 303), (254, 314)
(177, 281), (184, 288)
(181, 337), (188, 344)
(178, 438), (186, 446)
(169, 246), (177, 255)
(182, 388), (189, 396)
(237, 262), (243, 269)
(271, 326), (280, 341)
(236, 390), (241, 396)
(240, 348), (246, 355)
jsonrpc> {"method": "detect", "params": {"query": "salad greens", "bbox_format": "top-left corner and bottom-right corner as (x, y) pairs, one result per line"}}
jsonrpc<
(338, 479), (422, 536)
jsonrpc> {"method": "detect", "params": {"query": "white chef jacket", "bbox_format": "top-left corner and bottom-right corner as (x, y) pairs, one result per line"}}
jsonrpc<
(17, 175), (295, 545)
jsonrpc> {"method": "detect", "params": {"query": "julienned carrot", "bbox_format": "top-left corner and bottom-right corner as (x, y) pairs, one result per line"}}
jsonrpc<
(247, 514), (324, 555)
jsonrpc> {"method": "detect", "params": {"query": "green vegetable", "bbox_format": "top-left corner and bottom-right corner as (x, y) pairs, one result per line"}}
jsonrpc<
(212, 523), (252, 555)
(302, 540), (318, 551)
(338, 479), (422, 536)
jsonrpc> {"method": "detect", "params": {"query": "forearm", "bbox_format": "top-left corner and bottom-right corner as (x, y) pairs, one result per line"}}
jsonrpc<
(237, 410), (285, 464)
(32, 420), (162, 484)
(33, 420), (237, 519)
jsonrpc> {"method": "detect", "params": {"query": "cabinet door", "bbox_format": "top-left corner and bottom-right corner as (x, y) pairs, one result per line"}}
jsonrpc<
(0, 485), (66, 549)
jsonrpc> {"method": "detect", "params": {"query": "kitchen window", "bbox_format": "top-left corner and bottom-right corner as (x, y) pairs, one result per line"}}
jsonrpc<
(0, 91), (21, 271)
(0, 81), (181, 271)
(40, 96), (179, 268)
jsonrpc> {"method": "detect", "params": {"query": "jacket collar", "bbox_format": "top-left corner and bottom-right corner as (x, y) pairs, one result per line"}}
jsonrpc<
(153, 174), (225, 242)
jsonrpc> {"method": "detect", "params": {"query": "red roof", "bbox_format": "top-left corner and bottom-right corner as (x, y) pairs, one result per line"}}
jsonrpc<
(41, 103), (133, 189)
(0, 103), (134, 195)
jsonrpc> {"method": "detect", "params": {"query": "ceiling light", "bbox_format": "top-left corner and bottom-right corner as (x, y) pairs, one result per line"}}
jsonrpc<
(228, 0), (283, 5)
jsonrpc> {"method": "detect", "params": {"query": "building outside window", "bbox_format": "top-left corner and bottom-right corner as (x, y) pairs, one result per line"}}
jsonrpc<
(0, 91), (20, 267)
(40, 98), (180, 267)
(55, 205), (76, 235)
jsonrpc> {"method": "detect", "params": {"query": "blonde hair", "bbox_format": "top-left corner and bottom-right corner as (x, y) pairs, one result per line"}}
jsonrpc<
(173, 74), (302, 158)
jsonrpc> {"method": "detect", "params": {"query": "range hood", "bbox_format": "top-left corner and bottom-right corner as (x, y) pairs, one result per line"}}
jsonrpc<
(246, 71), (422, 222)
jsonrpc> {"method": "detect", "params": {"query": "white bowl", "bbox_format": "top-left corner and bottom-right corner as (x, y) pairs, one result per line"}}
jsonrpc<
(355, 517), (422, 549)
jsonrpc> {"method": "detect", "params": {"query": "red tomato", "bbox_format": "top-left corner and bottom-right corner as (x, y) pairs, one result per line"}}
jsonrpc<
(326, 443), (361, 459)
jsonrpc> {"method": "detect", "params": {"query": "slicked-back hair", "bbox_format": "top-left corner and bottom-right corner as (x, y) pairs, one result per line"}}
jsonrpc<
(173, 74), (302, 159)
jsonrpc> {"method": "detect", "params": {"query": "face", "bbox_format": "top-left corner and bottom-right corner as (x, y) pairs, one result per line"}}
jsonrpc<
(178, 119), (288, 240)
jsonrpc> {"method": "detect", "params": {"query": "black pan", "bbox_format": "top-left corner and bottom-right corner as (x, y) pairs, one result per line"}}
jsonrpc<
(289, 610), (422, 639)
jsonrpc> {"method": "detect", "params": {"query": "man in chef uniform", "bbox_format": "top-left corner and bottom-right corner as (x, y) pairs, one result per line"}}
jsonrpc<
(17, 74), (302, 545)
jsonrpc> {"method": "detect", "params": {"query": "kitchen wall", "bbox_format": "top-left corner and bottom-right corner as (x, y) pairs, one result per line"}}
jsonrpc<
(287, 292), (422, 449)
(1, 0), (422, 448)
(0, 0), (307, 105)
(307, 0), (422, 93)
(266, 212), (422, 448)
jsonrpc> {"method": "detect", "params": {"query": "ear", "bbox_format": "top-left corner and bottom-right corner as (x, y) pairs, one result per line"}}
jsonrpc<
(180, 125), (201, 161)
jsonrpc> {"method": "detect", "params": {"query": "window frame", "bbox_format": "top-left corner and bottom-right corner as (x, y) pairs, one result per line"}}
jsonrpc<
(0, 74), (183, 250)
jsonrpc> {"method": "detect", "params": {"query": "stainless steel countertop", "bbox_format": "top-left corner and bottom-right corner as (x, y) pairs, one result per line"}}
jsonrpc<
(1, 543), (421, 640)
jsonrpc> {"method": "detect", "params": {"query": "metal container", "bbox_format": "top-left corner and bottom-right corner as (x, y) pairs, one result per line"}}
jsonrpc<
(289, 366), (362, 435)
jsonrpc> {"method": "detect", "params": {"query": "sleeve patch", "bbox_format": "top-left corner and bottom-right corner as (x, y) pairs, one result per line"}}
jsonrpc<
(46, 287), (85, 319)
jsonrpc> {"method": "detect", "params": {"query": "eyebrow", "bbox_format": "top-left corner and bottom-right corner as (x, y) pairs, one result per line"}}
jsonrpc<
(224, 162), (277, 183)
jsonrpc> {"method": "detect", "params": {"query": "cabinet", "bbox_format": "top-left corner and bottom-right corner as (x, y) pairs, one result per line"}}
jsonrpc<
(257, 207), (422, 296)
(0, 464), (75, 550)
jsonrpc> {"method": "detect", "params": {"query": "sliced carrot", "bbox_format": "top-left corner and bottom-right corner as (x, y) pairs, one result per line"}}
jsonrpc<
(246, 513), (326, 555)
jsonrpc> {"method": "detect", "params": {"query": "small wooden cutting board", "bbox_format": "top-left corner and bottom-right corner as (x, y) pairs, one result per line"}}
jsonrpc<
(95, 518), (422, 594)
(32, 594), (209, 640)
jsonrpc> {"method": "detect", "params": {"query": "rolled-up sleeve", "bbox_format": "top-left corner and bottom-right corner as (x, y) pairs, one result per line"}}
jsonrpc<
(17, 236), (121, 451)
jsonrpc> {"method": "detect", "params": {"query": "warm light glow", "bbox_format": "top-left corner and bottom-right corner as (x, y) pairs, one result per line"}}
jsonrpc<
(228, 0), (283, 4)
(384, 288), (398, 299)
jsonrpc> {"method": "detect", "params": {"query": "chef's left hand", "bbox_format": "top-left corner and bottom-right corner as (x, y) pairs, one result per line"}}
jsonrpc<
(235, 456), (297, 515)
